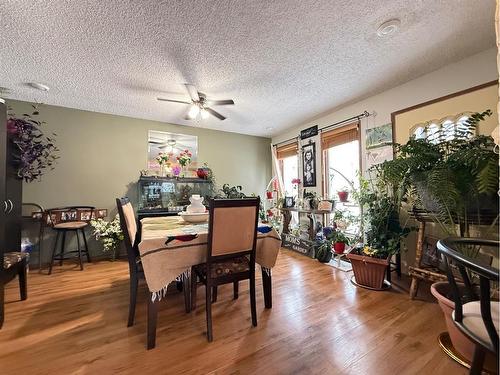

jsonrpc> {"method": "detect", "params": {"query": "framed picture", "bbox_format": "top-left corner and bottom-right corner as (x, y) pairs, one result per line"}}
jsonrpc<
(284, 196), (295, 208)
(366, 123), (393, 149)
(302, 143), (316, 187)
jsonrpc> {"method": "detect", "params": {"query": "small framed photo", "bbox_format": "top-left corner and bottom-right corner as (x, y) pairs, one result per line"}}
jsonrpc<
(79, 210), (92, 221)
(284, 196), (295, 208)
(96, 209), (108, 218)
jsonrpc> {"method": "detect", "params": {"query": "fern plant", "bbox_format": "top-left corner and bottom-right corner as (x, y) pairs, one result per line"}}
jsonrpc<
(377, 110), (498, 237)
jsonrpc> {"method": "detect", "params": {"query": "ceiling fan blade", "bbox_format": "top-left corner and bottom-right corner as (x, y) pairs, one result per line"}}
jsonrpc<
(157, 98), (190, 104)
(205, 107), (226, 121)
(149, 141), (163, 144)
(185, 84), (200, 102)
(206, 99), (234, 106)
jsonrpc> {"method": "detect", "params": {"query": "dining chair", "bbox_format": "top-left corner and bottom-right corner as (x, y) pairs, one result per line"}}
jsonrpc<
(116, 197), (190, 350)
(437, 237), (499, 375)
(191, 197), (260, 342)
(47, 206), (94, 274)
(1, 251), (28, 329)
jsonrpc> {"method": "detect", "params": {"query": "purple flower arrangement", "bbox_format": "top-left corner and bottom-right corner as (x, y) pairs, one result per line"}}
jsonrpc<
(172, 165), (181, 177)
(7, 107), (59, 182)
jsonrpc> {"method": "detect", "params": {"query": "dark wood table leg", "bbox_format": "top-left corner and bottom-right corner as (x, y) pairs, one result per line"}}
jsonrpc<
(261, 267), (272, 309)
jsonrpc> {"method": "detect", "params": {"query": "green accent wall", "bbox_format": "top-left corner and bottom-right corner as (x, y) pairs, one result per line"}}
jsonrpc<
(8, 100), (271, 261)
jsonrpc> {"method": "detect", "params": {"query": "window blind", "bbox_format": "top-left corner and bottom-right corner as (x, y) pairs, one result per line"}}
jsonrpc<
(276, 142), (298, 159)
(321, 122), (359, 149)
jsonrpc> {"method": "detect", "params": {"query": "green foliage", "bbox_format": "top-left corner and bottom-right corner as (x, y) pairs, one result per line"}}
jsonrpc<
(216, 184), (246, 198)
(377, 109), (499, 236)
(313, 239), (332, 262)
(355, 176), (410, 258)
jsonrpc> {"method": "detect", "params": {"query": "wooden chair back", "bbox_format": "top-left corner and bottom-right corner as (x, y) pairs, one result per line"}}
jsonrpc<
(437, 237), (499, 354)
(116, 197), (140, 274)
(207, 198), (260, 261)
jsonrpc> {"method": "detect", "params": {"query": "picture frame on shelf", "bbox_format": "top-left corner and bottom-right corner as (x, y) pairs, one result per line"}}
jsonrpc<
(284, 196), (295, 208)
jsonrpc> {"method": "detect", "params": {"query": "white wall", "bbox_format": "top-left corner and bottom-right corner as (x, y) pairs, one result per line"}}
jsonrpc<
(273, 47), (498, 178)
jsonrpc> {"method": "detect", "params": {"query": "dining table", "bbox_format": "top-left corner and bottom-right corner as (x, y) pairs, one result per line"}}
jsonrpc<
(138, 216), (282, 308)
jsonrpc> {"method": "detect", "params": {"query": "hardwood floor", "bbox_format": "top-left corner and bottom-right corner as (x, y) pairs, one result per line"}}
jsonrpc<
(0, 249), (466, 374)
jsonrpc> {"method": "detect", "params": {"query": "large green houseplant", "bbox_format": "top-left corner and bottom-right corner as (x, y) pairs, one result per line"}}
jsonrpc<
(347, 175), (411, 289)
(377, 110), (498, 240)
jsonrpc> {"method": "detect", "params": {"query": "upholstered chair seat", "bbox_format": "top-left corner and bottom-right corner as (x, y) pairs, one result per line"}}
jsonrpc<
(193, 256), (250, 279)
(453, 301), (500, 351)
(3, 252), (29, 270)
(53, 221), (88, 230)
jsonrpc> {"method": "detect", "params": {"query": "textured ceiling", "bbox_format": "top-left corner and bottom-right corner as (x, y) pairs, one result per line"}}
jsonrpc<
(0, 0), (495, 137)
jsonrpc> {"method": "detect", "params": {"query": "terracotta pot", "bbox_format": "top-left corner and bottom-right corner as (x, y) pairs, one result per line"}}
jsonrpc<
(333, 242), (346, 254)
(347, 253), (389, 290)
(337, 191), (349, 202)
(430, 282), (496, 371)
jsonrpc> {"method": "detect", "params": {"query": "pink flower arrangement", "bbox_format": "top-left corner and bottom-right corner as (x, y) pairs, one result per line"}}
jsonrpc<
(291, 178), (301, 185)
(177, 149), (192, 167)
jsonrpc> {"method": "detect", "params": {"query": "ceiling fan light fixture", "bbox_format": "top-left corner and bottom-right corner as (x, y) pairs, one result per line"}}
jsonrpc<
(187, 104), (200, 119)
(200, 108), (209, 120)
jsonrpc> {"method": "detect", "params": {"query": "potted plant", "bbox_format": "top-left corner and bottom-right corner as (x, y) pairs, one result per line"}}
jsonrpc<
(348, 177), (410, 290)
(337, 188), (349, 202)
(378, 110), (499, 362)
(303, 190), (319, 210)
(90, 215), (124, 260)
(331, 231), (350, 254)
(313, 237), (333, 263)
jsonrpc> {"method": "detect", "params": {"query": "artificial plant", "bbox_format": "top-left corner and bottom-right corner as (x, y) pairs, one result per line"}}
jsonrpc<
(7, 105), (59, 182)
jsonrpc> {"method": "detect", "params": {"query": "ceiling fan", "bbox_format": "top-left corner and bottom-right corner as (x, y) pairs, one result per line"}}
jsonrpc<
(149, 138), (190, 151)
(157, 84), (234, 121)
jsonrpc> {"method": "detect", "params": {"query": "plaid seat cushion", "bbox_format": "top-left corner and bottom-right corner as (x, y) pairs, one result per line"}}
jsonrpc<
(4, 251), (28, 270)
(194, 256), (250, 279)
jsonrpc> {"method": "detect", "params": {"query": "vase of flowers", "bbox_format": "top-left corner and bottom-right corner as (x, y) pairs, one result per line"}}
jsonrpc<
(177, 149), (192, 177)
(90, 215), (124, 260)
(156, 152), (173, 177)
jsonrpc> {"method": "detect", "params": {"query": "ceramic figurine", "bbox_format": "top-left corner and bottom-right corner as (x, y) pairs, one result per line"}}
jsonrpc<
(186, 194), (205, 213)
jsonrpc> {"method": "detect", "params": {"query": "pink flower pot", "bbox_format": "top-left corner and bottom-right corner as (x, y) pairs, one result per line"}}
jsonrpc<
(430, 282), (496, 371)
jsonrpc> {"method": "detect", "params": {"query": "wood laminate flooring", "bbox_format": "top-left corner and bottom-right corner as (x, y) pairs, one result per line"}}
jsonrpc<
(0, 249), (466, 374)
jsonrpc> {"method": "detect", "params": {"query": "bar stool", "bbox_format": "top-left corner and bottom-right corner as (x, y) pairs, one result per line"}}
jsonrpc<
(47, 206), (94, 275)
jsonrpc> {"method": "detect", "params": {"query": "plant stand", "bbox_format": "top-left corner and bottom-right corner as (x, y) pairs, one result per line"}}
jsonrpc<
(437, 332), (496, 374)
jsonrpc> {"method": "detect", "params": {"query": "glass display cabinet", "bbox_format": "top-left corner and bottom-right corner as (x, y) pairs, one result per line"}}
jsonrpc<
(137, 176), (214, 219)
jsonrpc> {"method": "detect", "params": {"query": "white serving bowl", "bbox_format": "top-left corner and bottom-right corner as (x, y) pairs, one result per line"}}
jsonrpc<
(178, 211), (209, 223)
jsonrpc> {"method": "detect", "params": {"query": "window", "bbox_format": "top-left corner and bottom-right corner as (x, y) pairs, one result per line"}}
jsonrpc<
(321, 123), (361, 234)
(410, 112), (473, 143)
(276, 142), (298, 196)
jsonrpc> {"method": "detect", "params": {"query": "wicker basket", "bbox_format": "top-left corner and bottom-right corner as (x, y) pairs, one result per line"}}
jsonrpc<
(347, 253), (389, 290)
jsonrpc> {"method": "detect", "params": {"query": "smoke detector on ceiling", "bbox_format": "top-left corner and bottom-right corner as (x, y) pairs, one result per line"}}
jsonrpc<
(377, 19), (401, 37)
(28, 82), (50, 91)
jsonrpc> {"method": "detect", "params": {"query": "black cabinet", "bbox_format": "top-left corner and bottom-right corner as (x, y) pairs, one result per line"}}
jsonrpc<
(0, 102), (22, 254)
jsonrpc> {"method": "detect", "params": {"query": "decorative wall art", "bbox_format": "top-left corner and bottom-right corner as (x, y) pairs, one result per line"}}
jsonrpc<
(147, 130), (198, 174)
(302, 142), (316, 187)
(365, 123), (393, 149)
(365, 145), (393, 170)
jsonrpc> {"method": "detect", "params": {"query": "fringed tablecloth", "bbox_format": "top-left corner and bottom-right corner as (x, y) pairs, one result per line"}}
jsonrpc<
(139, 216), (281, 301)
